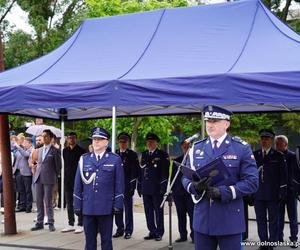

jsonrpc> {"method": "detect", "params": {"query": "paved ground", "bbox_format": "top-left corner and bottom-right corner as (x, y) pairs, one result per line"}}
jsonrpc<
(0, 196), (298, 249)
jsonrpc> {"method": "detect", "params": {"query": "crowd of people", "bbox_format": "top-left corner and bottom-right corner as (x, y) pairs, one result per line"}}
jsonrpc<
(0, 106), (300, 250)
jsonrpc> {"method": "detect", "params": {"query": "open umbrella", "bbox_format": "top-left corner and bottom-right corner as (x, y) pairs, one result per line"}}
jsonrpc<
(26, 124), (62, 138)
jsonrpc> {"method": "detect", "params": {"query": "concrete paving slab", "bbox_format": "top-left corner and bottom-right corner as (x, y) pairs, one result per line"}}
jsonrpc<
(0, 196), (298, 249)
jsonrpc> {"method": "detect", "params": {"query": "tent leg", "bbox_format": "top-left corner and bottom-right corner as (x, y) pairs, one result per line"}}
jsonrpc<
(60, 119), (65, 212)
(111, 106), (116, 153)
(0, 115), (16, 234)
(201, 112), (205, 139)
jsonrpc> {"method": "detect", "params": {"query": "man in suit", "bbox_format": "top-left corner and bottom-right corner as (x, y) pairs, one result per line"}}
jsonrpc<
(138, 133), (170, 241)
(275, 135), (299, 248)
(253, 129), (287, 250)
(73, 127), (124, 250)
(171, 141), (194, 243)
(31, 129), (61, 232)
(14, 137), (33, 213)
(113, 132), (139, 239)
(182, 105), (258, 250)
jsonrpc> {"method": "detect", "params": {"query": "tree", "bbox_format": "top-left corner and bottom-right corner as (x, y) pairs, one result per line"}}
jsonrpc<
(86, 0), (188, 18)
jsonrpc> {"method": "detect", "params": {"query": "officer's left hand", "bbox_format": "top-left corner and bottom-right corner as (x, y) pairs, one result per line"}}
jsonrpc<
(113, 207), (123, 215)
(206, 187), (221, 200)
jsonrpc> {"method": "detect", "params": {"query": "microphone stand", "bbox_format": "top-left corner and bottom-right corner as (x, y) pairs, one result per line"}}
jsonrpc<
(160, 142), (193, 249)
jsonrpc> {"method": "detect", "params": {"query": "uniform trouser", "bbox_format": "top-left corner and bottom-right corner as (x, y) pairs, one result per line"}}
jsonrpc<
(243, 200), (249, 240)
(254, 200), (279, 242)
(36, 181), (54, 225)
(194, 231), (242, 250)
(15, 171), (24, 208)
(20, 175), (33, 210)
(143, 194), (164, 237)
(173, 194), (194, 240)
(83, 214), (113, 250)
(278, 194), (298, 242)
(115, 194), (133, 234)
(65, 187), (82, 226)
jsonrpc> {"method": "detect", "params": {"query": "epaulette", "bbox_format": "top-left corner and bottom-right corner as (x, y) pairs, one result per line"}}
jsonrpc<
(82, 152), (90, 157)
(109, 151), (119, 157)
(193, 138), (207, 145)
(232, 136), (248, 145)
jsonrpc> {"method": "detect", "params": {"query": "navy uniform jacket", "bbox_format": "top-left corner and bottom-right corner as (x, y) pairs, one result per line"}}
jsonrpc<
(139, 148), (169, 195)
(171, 155), (189, 196)
(254, 148), (287, 201)
(284, 150), (300, 196)
(116, 148), (139, 196)
(182, 135), (258, 235)
(73, 151), (124, 215)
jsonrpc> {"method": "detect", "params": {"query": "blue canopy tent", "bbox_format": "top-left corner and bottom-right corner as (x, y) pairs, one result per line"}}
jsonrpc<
(0, 0), (299, 121)
(0, 0), (299, 216)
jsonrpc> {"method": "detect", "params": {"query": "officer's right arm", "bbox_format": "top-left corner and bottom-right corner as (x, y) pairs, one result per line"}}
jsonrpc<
(73, 156), (83, 211)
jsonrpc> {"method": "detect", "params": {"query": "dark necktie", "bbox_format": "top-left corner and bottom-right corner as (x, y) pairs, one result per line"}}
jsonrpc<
(97, 155), (100, 162)
(212, 140), (219, 155)
(263, 150), (267, 159)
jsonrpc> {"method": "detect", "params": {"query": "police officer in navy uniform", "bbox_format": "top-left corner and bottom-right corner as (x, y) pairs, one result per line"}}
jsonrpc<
(275, 135), (300, 248)
(253, 129), (288, 250)
(73, 127), (124, 250)
(171, 141), (194, 243)
(138, 133), (169, 241)
(182, 105), (259, 250)
(113, 132), (139, 239)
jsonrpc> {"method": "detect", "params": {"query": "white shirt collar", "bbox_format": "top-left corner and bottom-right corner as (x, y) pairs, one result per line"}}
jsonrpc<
(210, 133), (227, 148)
(43, 144), (51, 150)
(95, 151), (105, 160)
(262, 147), (271, 155)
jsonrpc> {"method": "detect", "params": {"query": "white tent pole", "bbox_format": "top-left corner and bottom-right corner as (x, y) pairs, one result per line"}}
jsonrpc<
(201, 112), (205, 139)
(112, 106), (116, 153)
(60, 119), (65, 212)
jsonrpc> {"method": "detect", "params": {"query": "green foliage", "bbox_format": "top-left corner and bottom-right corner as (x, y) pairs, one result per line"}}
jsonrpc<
(86, 0), (188, 17)
(230, 114), (274, 144)
(4, 30), (35, 68)
(281, 113), (300, 133)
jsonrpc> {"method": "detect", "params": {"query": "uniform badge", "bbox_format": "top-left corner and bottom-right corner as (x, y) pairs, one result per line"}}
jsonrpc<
(223, 154), (237, 160)
(200, 151), (204, 156)
(225, 140), (229, 144)
(196, 149), (201, 154)
(105, 153), (109, 158)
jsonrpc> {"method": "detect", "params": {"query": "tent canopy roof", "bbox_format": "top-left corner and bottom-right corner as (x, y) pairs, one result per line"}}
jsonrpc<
(1, 0), (300, 119)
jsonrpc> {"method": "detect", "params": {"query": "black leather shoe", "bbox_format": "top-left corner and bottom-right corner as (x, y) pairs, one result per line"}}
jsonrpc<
(144, 234), (156, 240)
(15, 208), (26, 212)
(175, 237), (187, 243)
(113, 232), (124, 238)
(49, 224), (56, 232)
(25, 208), (32, 213)
(155, 236), (162, 241)
(124, 233), (131, 239)
(31, 224), (44, 231)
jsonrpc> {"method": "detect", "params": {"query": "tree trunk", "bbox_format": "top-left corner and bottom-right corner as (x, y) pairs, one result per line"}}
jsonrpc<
(131, 117), (142, 151)
(0, 31), (17, 234)
(281, 0), (292, 22)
